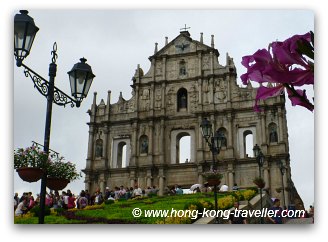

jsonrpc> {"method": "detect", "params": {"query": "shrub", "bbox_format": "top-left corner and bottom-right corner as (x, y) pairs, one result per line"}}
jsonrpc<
(218, 195), (235, 210)
(242, 190), (257, 201)
(247, 186), (259, 193)
(104, 200), (115, 205)
(147, 193), (158, 198)
(183, 201), (204, 212)
(232, 191), (245, 201)
(156, 215), (192, 224)
(30, 205), (51, 217)
(54, 207), (65, 216)
(199, 199), (214, 210)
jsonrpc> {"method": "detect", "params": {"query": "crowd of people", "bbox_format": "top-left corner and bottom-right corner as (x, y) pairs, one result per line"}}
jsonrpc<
(14, 182), (229, 216)
(14, 184), (161, 216)
(14, 184), (314, 224)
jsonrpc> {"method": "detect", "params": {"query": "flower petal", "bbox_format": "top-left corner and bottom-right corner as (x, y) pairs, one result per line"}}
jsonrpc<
(254, 85), (284, 112)
(286, 88), (314, 111)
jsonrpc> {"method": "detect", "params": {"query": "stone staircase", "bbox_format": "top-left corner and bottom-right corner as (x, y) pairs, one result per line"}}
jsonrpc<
(285, 218), (313, 224)
(194, 192), (313, 224)
(194, 191), (272, 224)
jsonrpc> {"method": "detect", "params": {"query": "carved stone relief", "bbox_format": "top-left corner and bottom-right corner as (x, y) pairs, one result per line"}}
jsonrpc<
(140, 88), (150, 111)
(203, 79), (210, 104)
(214, 78), (227, 103)
(202, 55), (210, 69)
(156, 61), (162, 75)
(155, 88), (162, 109)
(189, 84), (198, 111)
(166, 87), (175, 112)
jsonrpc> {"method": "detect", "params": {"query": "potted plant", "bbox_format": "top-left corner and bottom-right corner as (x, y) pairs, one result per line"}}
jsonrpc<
(14, 146), (49, 182)
(253, 177), (265, 189)
(46, 158), (81, 191)
(202, 170), (223, 186)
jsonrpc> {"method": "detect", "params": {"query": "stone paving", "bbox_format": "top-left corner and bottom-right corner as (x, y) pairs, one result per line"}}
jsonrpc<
(285, 218), (314, 224)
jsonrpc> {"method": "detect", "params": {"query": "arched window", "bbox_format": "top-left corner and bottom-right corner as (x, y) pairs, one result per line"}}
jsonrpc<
(243, 130), (254, 158)
(268, 123), (278, 143)
(178, 134), (191, 163)
(95, 139), (103, 158)
(117, 141), (126, 168)
(112, 138), (130, 168)
(217, 128), (227, 148)
(177, 88), (188, 111)
(170, 129), (195, 164)
(139, 135), (149, 154)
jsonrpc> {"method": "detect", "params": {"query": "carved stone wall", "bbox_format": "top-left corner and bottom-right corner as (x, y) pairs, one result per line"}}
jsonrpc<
(83, 30), (302, 208)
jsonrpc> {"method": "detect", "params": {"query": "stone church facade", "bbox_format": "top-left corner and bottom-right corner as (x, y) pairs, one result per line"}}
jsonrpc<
(83, 30), (303, 208)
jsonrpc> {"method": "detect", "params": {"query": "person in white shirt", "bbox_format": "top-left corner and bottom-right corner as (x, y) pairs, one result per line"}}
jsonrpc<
(15, 198), (28, 216)
(132, 185), (142, 197)
(219, 184), (229, 192)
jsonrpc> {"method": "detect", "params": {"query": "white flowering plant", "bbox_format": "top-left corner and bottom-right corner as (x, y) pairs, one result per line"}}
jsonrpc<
(14, 146), (49, 169)
(14, 145), (81, 181)
(47, 158), (81, 181)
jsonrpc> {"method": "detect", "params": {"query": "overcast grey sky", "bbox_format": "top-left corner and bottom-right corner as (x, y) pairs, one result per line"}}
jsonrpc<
(2, 0), (328, 239)
(12, 9), (314, 210)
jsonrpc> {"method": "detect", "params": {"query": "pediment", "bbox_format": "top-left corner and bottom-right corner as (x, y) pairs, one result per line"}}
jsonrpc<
(149, 31), (215, 60)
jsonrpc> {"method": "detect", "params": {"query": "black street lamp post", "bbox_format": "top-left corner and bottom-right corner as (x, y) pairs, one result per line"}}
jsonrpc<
(14, 10), (95, 224)
(279, 160), (287, 208)
(253, 144), (264, 224)
(200, 118), (224, 224)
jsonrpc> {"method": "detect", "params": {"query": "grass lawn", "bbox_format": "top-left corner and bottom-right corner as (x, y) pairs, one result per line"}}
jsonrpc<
(14, 190), (257, 224)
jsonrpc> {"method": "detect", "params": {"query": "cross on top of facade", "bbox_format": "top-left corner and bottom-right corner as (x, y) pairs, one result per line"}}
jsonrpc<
(180, 24), (190, 32)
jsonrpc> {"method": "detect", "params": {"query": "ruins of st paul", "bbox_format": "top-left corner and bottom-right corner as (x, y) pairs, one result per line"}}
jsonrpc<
(83, 30), (303, 208)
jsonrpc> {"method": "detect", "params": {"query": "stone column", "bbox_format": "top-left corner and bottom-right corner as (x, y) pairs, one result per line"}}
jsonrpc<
(163, 56), (167, 80)
(86, 126), (94, 169)
(263, 167), (270, 191)
(131, 122), (138, 166)
(84, 174), (91, 192)
(150, 83), (155, 111)
(226, 75), (231, 102)
(228, 172), (234, 191)
(152, 59), (156, 79)
(227, 113), (233, 148)
(210, 51), (214, 75)
(99, 173), (105, 194)
(278, 107), (284, 142)
(161, 82), (166, 115)
(198, 78), (202, 105)
(158, 176), (164, 196)
(197, 115), (204, 162)
(159, 118), (165, 164)
(282, 160), (289, 207)
(130, 170), (136, 187)
(198, 51), (202, 76)
(148, 121), (154, 155)
(106, 90), (111, 117)
(158, 166), (165, 196)
(209, 77), (214, 104)
(146, 169), (152, 188)
(282, 171), (289, 207)
(210, 114), (215, 132)
(103, 125), (109, 168)
(260, 113), (266, 145)
(227, 163), (234, 190)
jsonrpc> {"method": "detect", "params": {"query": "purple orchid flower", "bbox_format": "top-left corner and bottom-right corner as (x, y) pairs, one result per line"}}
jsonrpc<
(241, 32), (314, 112)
